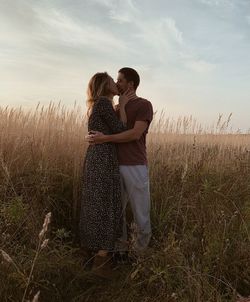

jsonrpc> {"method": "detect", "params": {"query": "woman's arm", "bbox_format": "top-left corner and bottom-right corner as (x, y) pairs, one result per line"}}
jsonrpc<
(95, 97), (127, 134)
(117, 89), (135, 125)
(118, 104), (127, 125)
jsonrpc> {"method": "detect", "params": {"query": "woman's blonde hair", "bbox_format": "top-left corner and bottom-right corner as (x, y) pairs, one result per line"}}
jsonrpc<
(86, 72), (112, 117)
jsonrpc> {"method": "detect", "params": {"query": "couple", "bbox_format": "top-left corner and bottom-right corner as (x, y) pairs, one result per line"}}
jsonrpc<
(79, 67), (153, 278)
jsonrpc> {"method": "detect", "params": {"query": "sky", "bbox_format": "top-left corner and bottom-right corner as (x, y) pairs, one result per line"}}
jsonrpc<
(0, 0), (250, 131)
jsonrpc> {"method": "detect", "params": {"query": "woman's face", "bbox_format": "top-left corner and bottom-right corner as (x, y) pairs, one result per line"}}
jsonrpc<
(108, 77), (119, 96)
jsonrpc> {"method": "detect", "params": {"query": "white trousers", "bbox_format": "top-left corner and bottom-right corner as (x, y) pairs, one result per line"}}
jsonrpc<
(117, 165), (152, 252)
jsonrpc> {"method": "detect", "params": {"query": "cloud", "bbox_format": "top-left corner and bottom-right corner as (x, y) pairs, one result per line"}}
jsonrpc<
(0, 0), (133, 61)
(162, 18), (183, 45)
(34, 7), (128, 52)
(104, 1), (216, 74)
(0, 1), (38, 44)
(109, 0), (138, 23)
(103, 1), (185, 64)
(246, 15), (250, 25)
(133, 17), (185, 64)
(185, 60), (216, 73)
(91, 0), (114, 8)
(136, 17), (183, 44)
(198, 0), (234, 6)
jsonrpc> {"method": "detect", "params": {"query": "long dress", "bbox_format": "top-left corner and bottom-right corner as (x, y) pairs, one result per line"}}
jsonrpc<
(79, 97), (127, 251)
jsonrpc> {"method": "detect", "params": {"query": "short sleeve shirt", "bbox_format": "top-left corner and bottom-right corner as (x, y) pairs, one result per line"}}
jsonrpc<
(116, 97), (153, 165)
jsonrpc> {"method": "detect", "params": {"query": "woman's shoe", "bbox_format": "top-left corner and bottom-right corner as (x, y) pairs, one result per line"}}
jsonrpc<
(91, 254), (113, 279)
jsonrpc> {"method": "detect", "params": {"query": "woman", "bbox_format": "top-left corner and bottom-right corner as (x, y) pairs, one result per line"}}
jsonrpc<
(79, 72), (129, 278)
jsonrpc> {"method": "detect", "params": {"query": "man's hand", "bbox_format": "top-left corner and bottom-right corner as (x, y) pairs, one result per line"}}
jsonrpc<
(85, 130), (106, 145)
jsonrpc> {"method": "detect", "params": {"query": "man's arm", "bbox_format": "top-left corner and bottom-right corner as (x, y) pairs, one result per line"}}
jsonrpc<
(88, 121), (148, 144)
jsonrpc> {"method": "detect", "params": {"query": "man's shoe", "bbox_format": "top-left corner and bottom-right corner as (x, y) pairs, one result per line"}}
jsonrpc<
(113, 251), (133, 265)
(132, 246), (154, 258)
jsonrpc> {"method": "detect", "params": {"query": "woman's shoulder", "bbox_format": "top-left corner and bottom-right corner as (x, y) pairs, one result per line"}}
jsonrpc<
(93, 96), (113, 113)
(96, 96), (110, 103)
(93, 96), (111, 108)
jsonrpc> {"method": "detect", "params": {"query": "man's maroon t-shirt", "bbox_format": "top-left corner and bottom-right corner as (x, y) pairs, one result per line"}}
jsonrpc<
(116, 97), (153, 165)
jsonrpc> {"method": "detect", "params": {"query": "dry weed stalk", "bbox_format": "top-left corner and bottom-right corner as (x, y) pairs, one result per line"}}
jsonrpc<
(31, 290), (40, 302)
(1, 249), (26, 280)
(21, 212), (52, 302)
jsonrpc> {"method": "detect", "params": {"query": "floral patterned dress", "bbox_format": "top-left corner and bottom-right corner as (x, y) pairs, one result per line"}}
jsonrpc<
(79, 97), (127, 251)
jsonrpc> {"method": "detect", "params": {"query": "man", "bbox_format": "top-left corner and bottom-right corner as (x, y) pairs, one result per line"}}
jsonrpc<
(86, 67), (153, 254)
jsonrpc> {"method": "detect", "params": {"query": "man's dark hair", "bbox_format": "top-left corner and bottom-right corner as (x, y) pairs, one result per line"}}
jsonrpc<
(119, 67), (140, 90)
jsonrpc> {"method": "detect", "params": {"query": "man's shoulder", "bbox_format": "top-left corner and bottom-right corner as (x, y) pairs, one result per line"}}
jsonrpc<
(136, 97), (152, 106)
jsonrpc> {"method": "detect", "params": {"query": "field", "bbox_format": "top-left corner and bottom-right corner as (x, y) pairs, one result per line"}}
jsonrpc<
(0, 102), (249, 302)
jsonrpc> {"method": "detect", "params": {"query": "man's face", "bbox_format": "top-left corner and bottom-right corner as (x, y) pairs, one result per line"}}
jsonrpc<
(116, 72), (130, 94)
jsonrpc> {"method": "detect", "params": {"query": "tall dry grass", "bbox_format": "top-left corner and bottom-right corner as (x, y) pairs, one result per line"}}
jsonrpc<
(0, 102), (249, 301)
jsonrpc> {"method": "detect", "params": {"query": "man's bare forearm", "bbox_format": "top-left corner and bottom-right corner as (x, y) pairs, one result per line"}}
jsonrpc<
(103, 129), (139, 143)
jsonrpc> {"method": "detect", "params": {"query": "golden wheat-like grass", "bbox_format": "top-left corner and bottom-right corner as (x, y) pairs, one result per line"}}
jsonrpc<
(0, 102), (249, 301)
